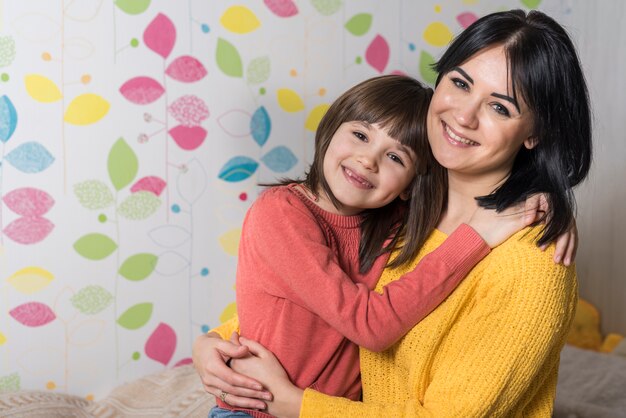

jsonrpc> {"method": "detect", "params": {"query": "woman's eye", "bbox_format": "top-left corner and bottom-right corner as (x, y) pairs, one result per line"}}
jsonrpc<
(452, 78), (469, 90)
(492, 103), (511, 117)
(353, 131), (367, 141)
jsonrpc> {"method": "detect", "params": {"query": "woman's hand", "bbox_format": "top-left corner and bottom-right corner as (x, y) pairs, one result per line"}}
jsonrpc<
(231, 337), (304, 418)
(192, 332), (271, 409)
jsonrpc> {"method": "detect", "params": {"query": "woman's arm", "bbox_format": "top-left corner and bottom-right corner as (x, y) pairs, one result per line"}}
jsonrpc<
(231, 240), (578, 417)
(298, 243), (578, 417)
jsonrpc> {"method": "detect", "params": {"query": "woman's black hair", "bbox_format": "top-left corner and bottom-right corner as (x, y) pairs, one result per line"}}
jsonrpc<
(270, 75), (444, 273)
(434, 9), (592, 246)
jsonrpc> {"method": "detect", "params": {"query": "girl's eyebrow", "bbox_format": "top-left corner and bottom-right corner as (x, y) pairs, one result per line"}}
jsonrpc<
(453, 66), (520, 113)
(352, 120), (372, 130)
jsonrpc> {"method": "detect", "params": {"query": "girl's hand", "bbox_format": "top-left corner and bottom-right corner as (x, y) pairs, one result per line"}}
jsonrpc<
(231, 337), (304, 418)
(467, 201), (534, 249)
(524, 194), (578, 265)
(192, 332), (271, 409)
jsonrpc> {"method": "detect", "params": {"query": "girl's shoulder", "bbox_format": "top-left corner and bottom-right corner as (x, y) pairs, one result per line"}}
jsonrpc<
(250, 183), (305, 209)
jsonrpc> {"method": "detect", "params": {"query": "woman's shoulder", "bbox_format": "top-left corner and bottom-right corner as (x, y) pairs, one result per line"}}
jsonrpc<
(484, 225), (576, 292)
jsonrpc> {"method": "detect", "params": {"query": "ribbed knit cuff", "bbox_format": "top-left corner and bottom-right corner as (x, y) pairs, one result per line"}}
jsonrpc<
(435, 224), (490, 274)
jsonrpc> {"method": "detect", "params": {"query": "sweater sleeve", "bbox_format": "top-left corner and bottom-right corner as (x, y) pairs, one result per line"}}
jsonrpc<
(242, 193), (490, 352)
(299, 242), (578, 417)
(209, 315), (239, 340)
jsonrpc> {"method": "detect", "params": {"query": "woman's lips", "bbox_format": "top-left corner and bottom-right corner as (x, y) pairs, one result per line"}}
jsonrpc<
(443, 122), (479, 146)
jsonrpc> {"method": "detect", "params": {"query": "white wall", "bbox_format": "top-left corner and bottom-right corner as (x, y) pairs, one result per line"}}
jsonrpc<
(546, 1), (626, 336)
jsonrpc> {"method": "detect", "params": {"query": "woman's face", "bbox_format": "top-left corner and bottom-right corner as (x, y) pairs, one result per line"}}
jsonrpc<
(427, 45), (536, 186)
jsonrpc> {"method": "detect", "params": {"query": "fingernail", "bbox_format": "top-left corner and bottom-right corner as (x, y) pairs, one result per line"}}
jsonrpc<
(564, 257), (571, 266)
(253, 384), (263, 390)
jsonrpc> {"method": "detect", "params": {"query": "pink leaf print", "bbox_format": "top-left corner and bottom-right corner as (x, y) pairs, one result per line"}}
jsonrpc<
(457, 12), (478, 29)
(4, 217), (54, 244)
(119, 77), (165, 105)
(143, 13), (176, 59)
(168, 95), (209, 127)
(173, 358), (193, 367)
(264, 0), (298, 17)
(165, 56), (207, 83)
(169, 125), (207, 151)
(365, 34), (389, 73)
(131, 176), (167, 196)
(3, 187), (54, 216)
(10, 302), (56, 327)
(145, 322), (176, 366)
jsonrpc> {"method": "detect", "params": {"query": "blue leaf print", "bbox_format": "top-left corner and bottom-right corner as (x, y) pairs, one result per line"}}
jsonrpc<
(0, 95), (18, 143)
(5, 142), (55, 173)
(250, 106), (271, 147)
(261, 146), (298, 173)
(218, 156), (259, 182)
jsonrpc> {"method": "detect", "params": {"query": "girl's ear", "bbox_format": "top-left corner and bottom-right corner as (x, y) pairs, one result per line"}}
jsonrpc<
(400, 190), (410, 201)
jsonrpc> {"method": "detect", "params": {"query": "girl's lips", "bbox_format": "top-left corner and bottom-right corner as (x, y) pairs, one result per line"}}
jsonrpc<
(442, 121), (479, 146)
(342, 167), (374, 189)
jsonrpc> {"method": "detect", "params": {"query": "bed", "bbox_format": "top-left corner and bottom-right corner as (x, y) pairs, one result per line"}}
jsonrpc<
(1, 343), (625, 417)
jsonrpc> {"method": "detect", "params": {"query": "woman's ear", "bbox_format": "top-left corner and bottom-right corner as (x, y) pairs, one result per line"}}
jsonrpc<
(524, 136), (538, 150)
(400, 190), (410, 201)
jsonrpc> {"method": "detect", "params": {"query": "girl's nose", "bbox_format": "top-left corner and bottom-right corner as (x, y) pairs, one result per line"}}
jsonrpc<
(357, 151), (378, 172)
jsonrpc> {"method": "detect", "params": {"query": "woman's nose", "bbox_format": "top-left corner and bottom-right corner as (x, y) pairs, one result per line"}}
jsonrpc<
(454, 100), (479, 129)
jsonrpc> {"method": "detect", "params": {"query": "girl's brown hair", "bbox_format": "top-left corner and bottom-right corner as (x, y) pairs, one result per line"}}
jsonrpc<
(286, 75), (446, 272)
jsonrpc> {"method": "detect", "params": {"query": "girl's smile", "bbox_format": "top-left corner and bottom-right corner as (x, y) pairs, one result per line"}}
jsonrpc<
(317, 121), (416, 216)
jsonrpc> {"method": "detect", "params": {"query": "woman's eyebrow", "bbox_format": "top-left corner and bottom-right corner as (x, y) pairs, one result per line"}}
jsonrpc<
(452, 66), (473, 84)
(491, 92), (520, 113)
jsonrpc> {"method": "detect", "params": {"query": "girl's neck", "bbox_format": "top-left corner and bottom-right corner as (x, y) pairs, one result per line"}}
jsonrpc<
(295, 183), (362, 217)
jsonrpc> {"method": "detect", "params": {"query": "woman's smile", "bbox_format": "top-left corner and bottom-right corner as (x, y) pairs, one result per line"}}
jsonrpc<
(443, 122), (480, 147)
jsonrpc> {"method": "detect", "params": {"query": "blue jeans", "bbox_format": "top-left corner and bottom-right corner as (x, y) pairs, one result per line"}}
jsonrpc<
(209, 406), (254, 418)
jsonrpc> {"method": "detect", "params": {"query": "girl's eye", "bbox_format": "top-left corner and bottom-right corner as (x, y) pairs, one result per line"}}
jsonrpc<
(452, 77), (469, 90)
(353, 131), (367, 141)
(491, 103), (511, 117)
(387, 153), (405, 166)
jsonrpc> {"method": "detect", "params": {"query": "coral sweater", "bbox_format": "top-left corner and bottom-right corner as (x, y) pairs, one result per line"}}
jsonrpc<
(217, 184), (489, 409)
(300, 226), (578, 417)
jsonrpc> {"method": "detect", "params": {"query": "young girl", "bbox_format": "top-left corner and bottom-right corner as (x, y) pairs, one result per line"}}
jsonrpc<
(205, 75), (544, 418)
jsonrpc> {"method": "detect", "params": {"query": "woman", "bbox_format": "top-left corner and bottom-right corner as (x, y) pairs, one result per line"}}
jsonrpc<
(194, 9), (591, 417)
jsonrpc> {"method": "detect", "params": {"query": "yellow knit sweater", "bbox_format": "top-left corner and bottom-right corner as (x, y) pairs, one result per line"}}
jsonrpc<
(300, 226), (577, 417)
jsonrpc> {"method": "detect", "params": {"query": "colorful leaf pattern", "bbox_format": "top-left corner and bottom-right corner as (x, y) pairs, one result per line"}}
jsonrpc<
(1, 0), (557, 395)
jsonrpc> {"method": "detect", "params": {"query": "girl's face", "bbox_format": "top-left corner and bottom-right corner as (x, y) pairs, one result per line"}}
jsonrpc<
(427, 45), (536, 186)
(318, 121), (417, 216)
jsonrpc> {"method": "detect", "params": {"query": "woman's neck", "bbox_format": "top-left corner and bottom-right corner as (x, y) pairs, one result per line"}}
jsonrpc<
(438, 172), (504, 234)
